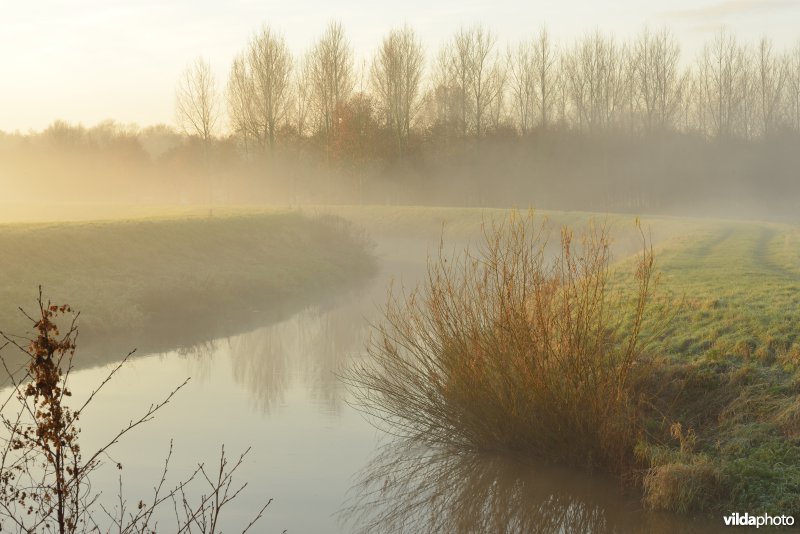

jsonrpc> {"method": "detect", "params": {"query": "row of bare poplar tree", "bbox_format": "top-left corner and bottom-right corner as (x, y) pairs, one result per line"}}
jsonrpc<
(176, 21), (800, 160)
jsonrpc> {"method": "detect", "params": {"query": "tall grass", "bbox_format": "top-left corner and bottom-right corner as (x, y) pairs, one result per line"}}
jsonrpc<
(348, 211), (659, 473)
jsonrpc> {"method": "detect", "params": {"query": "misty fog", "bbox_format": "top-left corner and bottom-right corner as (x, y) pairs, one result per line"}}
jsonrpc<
(1, 25), (799, 220)
(2, 13), (800, 534)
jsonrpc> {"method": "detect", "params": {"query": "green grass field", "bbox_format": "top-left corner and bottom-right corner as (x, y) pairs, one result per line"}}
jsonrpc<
(636, 220), (800, 514)
(0, 208), (375, 368)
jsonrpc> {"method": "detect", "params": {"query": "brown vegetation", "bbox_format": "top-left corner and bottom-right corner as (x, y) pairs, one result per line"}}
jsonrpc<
(346, 212), (660, 474)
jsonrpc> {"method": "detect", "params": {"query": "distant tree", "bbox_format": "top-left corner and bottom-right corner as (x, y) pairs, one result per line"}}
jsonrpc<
(175, 57), (219, 156)
(370, 25), (424, 157)
(139, 124), (183, 159)
(754, 37), (787, 136)
(227, 27), (293, 156)
(43, 121), (88, 151)
(741, 46), (759, 141)
(438, 26), (505, 142)
(247, 27), (293, 152)
(308, 21), (355, 149)
(227, 54), (255, 156)
(507, 28), (557, 134)
(630, 28), (685, 134)
(423, 48), (467, 141)
(294, 54), (313, 138)
(532, 28), (558, 129)
(330, 93), (384, 201)
(552, 55), (571, 127)
(787, 42), (800, 133)
(563, 32), (629, 132)
(695, 30), (749, 138)
(507, 39), (537, 134)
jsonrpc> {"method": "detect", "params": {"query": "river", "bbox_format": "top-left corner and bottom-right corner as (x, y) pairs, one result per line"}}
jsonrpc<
(5, 237), (731, 533)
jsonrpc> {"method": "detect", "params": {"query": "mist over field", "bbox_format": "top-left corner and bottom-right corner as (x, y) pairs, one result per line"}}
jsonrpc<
(2, 5), (800, 533)
(1, 23), (800, 220)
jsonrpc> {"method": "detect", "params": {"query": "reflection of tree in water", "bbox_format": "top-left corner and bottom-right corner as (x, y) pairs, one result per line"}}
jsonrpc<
(163, 261), (415, 414)
(226, 320), (292, 412)
(340, 441), (717, 534)
(212, 289), (373, 414)
(174, 339), (218, 382)
(304, 299), (370, 412)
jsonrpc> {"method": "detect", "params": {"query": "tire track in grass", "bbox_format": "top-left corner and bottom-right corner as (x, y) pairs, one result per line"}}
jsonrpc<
(654, 221), (800, 360)
(749, 225), (797, 280)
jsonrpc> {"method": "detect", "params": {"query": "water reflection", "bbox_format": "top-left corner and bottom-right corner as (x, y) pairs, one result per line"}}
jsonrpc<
(171, 288), (373, 414)
(341, 441), (724, 534)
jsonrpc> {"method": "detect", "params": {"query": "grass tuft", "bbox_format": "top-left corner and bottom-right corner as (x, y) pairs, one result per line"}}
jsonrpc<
(642, 456), (723, 514)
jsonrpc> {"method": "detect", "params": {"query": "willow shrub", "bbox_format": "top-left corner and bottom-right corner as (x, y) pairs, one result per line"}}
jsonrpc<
(348, 211), (660, 474)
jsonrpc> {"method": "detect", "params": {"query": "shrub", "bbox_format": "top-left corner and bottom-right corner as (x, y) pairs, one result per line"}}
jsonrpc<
(0, 289), (269, 533)
(347, 211), (659, 474)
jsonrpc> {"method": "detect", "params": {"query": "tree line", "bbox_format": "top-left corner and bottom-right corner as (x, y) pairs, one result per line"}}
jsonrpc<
(177, 22), (800, 153)
(172, 21), (800, 216)
(2, 22), (799, 215)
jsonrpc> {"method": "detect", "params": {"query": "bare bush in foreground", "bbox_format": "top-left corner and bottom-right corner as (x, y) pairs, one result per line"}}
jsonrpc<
(0, 288), (269, 533)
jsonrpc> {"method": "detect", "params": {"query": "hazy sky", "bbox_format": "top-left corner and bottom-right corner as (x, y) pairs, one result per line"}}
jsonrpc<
(2, 0), (799, 132)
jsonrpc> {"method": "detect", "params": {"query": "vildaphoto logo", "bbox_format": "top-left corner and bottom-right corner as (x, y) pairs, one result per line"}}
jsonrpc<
(723, 512), (795, 528)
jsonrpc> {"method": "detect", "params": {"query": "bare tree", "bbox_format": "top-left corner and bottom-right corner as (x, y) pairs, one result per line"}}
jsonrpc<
(679, 66), (702, 133)
(175, 57), (219, 154)
(247, 27), (293, 152)
(424, 46), (468, 139)
(294, 54), (313, 138)
(227, 27), (293, 155)
(741, 47), (759, 140)
(439, 26), (505, 141)
(787, 42), (800, 133)
(371, 25), (425, 157)
(754, 37), (787, 136)
(630, 28), (685, 133)
(227, 54), (255, 156)
(308, 21), (355, 146)
(553, 55), (571, 127)
(532, 28), (558, 129)
(507, 40), (537, 134)
(695, 30), (749, 138)
(508, 27), (558, 134)
(563, 31), (629, 132)
(464, 26), (505, 139)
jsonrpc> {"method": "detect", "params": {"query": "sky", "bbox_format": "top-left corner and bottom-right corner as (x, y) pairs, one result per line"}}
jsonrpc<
(1, 0), (799, 132)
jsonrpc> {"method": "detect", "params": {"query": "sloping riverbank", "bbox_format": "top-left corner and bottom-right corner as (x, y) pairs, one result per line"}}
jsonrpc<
(0, 210), (376, 368)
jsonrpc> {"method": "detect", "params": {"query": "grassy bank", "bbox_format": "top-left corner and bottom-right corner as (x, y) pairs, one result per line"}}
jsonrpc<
(0, 209), (375, 368)
(632, 220), (800, 515)
(338, 206), (800, 516)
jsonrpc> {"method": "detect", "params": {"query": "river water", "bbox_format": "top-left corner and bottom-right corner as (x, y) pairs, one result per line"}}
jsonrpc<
(7, 237), (732, 533)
